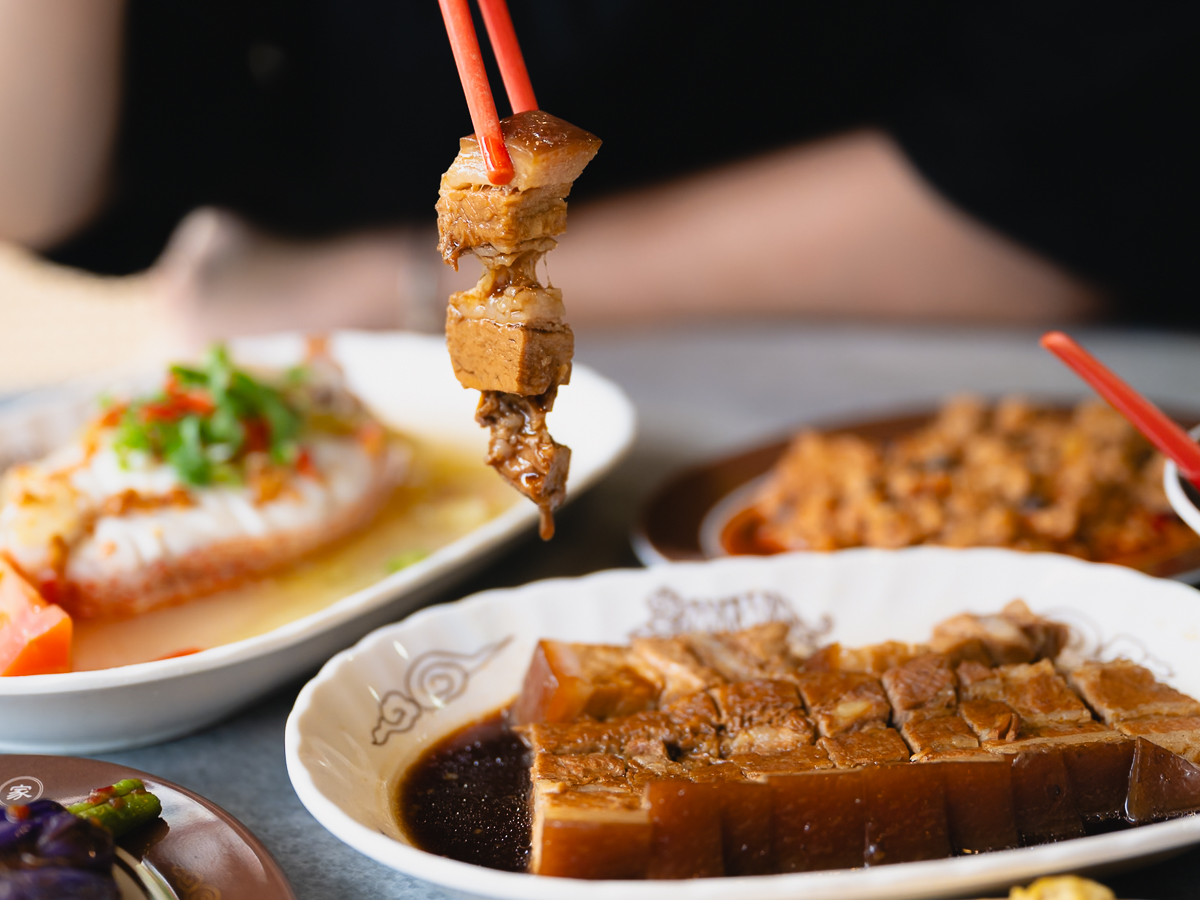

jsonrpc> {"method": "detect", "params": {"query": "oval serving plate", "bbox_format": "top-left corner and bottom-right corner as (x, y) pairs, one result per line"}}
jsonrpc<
(0, 330), (635, 753)
(286, 547), (1200, 900)
(632, 405), (1200, 583)
(0, 755), (294, 900)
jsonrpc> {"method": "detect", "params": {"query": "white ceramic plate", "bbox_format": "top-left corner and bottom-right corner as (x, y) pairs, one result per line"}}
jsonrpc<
(1163, 425), (1200, 539)
(287, 547), (1200, 900)
(0, 331), (635, 753)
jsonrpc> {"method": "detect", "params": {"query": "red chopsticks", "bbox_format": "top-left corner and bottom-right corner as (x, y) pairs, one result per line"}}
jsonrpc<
(1041, 331), (1200, 485)
(438, 0), (539, 185)
(479, 0), (538, 114)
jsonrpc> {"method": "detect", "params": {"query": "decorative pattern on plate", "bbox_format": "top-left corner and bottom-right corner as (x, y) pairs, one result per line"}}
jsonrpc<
(371, 637), (514, 745)
(172, 864), (221, 900)
(1, 775), (45, 805)
(631, 586), (834, 654)
(1046, 605), (1174, 678)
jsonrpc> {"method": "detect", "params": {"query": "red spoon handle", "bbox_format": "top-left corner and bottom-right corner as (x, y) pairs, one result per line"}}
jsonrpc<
(1041, 331), (1200, 482)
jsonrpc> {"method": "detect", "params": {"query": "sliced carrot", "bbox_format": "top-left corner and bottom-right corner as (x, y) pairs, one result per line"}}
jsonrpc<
(0, 558), (73, 676)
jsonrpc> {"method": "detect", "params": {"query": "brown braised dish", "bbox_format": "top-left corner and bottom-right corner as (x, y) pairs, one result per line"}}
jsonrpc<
(436, 110), (601, 539)
(399, 601), (1200, 879)
(729, 396), (1200, 568)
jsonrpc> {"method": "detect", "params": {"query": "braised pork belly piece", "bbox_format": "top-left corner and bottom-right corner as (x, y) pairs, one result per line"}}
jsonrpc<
(403, 603), (1200, 878)
(818, 725), (910, 767)
(959, 699), (1022, 743)
(1067, 658), (1200, 722)
(901, 715), (982, 759)
(881, 652), (957, 725)
(795, 671), (892, 736)
(958, 658), (1094, 729)
(436, 111), (600, 539)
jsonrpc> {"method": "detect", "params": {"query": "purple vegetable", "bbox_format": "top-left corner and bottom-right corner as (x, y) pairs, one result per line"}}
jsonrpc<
(1, 800), (117, 899)
(34, 812), (113, 871)
(0, 868), (119, 900)
(0, 818), (36, 854)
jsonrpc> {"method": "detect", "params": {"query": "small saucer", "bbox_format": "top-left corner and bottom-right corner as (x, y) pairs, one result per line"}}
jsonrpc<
(0, 756), (295, 900)
(1163, 425), (1200, 541)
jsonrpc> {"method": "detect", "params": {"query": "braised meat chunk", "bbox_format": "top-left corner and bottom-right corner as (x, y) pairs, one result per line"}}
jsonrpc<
(405, 603), (1200, 879)
(475, 388), (571, 539)
(744, 396), (1199, 569)
(436, 111), (600, 539)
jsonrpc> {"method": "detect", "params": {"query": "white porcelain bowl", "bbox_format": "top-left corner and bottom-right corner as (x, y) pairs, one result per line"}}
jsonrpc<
(285, 547), (1200, 900)
(0, 331), (636, 753)
(1163, 425), (1200, 538)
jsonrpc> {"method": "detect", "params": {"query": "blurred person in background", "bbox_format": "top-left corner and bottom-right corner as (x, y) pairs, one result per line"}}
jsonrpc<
(1, 1), (1197, 361)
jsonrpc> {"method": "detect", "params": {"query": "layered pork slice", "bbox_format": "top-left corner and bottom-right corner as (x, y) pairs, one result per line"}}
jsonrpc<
(436, 111), (601, 539)
(930, 599), (1069, 666)
(880, 652), (987, 759)
(501, 607), (1200, 879)
(1068, 659), (1200, 762)
(795, 670), (891, 736)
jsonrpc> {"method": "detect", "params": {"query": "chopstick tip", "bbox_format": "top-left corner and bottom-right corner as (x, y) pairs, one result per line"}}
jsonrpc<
(1040, 331), (1071, 351)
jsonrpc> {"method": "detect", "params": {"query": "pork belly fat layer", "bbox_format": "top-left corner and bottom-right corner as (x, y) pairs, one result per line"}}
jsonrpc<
(1127, 737), (1200, 823)
(448, 251), (565, 325)
(646, 781), (725, 879)
(862, 763), (951, 865)
(531, 788), (651, 879)
(1009, 748), (1085, 844)
(937, 757), (1020, 853)
(772, 770), (865, 872)
(1068, 660), (1200, 724)
(445, 110), (602, 192)
(1061, 739), (1136, 822)
(513, 640), (661, 726)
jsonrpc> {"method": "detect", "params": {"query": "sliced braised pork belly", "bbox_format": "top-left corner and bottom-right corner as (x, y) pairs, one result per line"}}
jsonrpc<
(493, 605), (1200, 878)
(436, 110), (600, 539)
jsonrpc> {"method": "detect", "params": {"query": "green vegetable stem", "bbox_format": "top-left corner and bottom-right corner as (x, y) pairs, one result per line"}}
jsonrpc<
(67, 778), (163, 839)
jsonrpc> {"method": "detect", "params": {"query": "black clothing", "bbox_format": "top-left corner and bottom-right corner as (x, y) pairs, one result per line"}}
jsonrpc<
(50, 2), (1200, 326)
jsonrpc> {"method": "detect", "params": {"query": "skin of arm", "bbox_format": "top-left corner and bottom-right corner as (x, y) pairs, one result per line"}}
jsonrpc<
(0, 0), (125, 249)
(550, 130), (1104, 326)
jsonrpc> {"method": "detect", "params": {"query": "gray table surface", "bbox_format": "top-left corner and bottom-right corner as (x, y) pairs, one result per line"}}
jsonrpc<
(75, 322), (1200, 898)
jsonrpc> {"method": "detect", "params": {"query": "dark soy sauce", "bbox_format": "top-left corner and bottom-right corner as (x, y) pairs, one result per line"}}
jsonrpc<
(398, 711), (531, 872)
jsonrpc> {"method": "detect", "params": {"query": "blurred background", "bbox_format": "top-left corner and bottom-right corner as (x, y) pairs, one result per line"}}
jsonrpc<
(1, 1), (1197, 391)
